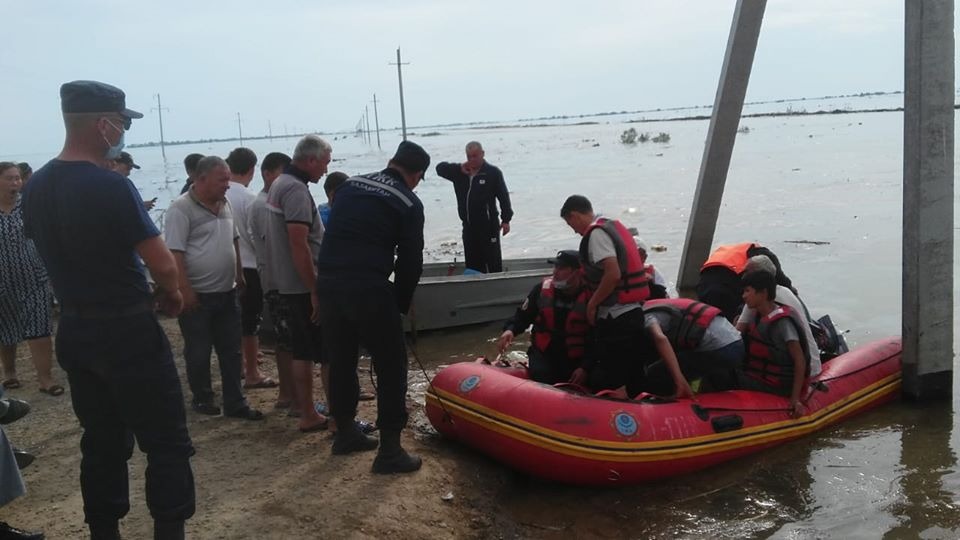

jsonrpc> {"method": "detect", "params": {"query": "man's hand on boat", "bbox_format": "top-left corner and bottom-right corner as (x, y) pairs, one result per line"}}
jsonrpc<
(497, 330), (514, 353)
(568, 368), (587, 386)
(673, 380), (695, 401)
(789, 399), (805, 419)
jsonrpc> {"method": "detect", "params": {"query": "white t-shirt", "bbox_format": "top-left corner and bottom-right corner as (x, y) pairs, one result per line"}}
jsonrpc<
(739, 287), (822, 376)
(225, 181), (257, 270)
(586, 217), (641, 319)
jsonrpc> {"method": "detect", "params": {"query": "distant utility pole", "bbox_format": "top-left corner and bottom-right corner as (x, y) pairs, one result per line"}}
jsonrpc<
(236, 112), (244, 146)
(365, 105), (372, 145)
(372, 93), (382, 150)
(151, 94), (169, 159)
(268, 120), (273, 140)
(390, 47), (410, 140)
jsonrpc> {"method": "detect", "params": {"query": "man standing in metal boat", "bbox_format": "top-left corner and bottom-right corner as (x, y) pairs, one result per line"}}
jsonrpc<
(436, 141), (512, 273)
(22, 80), (194, 540)
(316, 141), (429, 474)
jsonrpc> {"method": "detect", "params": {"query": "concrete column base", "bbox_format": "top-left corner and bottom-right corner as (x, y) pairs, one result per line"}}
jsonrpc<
(901, 366), (953, 401)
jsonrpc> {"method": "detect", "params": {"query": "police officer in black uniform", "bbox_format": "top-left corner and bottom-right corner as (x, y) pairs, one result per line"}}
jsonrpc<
(22, 81), (194, 540)
(315, 141), (430, 474)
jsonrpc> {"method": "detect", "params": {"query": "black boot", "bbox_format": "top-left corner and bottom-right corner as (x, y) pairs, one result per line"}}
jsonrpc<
(153, 520), (184, 540)
(331, 418), (379, 455)
(88, 521), (120, 540)
(12, 448), (33, 470)
(0, 521), (44, 540)
(372, 430), (421, 474)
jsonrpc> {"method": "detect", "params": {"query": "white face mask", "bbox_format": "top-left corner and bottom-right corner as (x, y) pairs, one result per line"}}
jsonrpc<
(103, 119), (126, 160)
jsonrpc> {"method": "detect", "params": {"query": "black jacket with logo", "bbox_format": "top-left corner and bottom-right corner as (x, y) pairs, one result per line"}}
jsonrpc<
(435, 161), (513, 229)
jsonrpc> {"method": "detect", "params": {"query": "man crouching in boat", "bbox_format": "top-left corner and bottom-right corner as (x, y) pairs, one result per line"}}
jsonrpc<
(640, 298), (744, 399)
(560, 195), (650, 394)
(739, 270), (809, 418)
(497, 250), (591, 384)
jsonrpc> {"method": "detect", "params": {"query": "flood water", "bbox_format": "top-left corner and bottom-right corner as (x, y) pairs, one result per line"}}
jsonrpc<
(20, 94), (960, 537)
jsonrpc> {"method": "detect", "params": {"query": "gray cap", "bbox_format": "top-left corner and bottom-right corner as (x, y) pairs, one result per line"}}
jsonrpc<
(60, 80), (143, 124)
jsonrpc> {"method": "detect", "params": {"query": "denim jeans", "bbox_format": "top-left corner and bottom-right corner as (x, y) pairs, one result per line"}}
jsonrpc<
(177, 290), (247, 414)
(57, 312), (195, 525)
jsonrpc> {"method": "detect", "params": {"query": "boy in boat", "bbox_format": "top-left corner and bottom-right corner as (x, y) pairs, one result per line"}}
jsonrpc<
(498, 250), (592, 384)
(640, 298), (744, 398)
(739, 270), (809, 418)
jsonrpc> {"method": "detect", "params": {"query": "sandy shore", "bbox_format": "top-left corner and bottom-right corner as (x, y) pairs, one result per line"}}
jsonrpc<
(1, 316), (521, 539)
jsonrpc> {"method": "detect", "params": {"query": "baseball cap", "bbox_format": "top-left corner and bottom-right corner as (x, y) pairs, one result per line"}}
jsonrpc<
(60, 80), (143, 128)
(115, 151), (140, 169)
(547, 250), (581, 268)
(391, 140), (431, 177)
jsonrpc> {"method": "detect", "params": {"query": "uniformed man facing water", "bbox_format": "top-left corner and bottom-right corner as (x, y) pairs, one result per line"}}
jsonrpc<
(316, 141), (430, 474)
(22, 81), (194, 540)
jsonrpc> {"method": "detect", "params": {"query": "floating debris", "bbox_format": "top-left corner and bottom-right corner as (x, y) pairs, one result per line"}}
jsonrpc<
(651, 244), (667, 252)
(784, 240), (831, 246)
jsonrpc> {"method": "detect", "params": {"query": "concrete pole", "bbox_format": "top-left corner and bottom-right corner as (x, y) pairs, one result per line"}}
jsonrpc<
(902, 0), (954, 400)
(676, 0), (766, 296)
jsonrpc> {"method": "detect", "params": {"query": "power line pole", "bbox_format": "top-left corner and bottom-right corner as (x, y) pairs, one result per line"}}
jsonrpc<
(389, 47), (410, 140)
(365, 105), (371, 145)
(151, 94), (169, 159)
(268, 120), (273, 141)
(236, 112), (243, 145)
(371, 93), (382, 150)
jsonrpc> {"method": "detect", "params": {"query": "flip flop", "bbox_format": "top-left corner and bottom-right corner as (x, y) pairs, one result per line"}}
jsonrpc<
(243, 377), (278, 389)
(299, 418), (329, 433)
(39, 385), (65, 396)
(2, 379), (21, 390)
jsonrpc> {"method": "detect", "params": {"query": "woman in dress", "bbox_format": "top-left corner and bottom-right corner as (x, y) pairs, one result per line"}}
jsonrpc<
(0, 162), (62, 395)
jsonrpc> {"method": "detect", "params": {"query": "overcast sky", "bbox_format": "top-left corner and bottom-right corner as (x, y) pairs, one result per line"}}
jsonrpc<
(1, 1), (945, 156)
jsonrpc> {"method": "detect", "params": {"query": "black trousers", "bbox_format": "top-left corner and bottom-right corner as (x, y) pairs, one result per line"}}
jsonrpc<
(527, 347), (575, 385)
(316, 278), (409, 432)
(56, 312), (195, 527)
(462, 222), (502, 273)
(585, 307), (649, 395)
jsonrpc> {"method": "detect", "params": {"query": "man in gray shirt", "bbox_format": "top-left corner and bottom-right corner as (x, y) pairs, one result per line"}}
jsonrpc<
(165, 156), (262, 420)
(263, 135), (331, 432)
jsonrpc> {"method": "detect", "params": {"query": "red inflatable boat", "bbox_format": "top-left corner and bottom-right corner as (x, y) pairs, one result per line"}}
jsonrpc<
(425, 337), (901, 486)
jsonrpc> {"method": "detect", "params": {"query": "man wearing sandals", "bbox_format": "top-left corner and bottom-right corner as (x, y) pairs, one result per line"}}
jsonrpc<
(165, 156), (263, 421)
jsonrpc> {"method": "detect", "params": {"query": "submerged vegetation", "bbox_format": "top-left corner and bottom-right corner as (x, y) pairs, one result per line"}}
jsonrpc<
(620, 128), (669, 145)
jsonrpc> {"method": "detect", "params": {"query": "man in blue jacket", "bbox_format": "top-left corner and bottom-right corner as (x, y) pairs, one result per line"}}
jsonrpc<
(436, 141), (512, 273)
(316, 141), (430, 474)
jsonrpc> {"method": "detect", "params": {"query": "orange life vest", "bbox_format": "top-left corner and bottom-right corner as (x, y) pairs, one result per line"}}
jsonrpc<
(742, 304), (809, 393)
(643, 298), (721, 349)
(700, 242), (759, 274)
(578, 218), (651, 306)
(532, 278), (590, 361)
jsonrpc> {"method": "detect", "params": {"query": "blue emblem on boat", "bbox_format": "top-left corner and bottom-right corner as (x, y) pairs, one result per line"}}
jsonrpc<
(613, 412), (638, 437)
(459, 375), (481, 393)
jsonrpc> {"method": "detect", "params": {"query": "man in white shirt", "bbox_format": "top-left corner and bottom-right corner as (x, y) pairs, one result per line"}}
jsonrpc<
(225, 147), (276, 390)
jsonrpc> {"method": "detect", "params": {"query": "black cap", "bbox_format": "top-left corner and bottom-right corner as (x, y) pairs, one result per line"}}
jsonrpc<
(60, 80), (143, 123)
(547, 250), (581, 268)
(391, 141), (430, 176)
(115, 151), (140, 169)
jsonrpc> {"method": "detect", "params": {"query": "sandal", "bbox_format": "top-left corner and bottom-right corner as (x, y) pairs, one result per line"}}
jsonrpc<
(2, 378), (21, 390)
(39, 385), (65, 396)
(243, 377), (278, 389)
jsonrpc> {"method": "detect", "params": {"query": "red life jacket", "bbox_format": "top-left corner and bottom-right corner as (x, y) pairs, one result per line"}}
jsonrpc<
(742, 305), (809, 393)
(643, 298), (722, 349)
(700, 242), (759, 274)
(578, 218), (651, 306)
(532, 278), (590, 361)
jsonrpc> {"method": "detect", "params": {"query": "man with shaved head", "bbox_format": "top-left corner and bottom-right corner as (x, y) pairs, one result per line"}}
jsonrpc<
(436, 141), (513, 273)
(21, 80), (194, 540)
